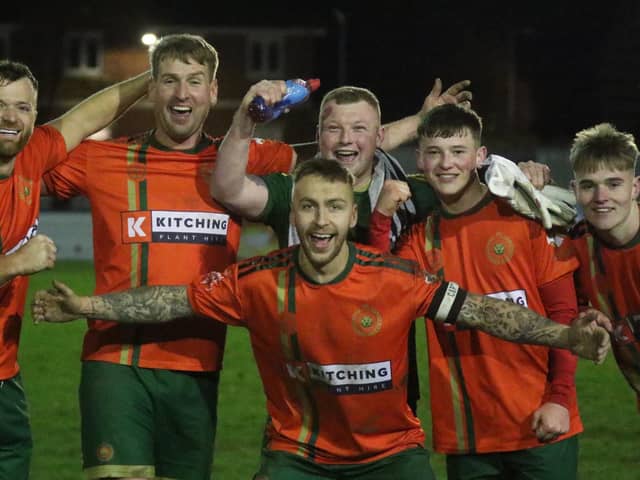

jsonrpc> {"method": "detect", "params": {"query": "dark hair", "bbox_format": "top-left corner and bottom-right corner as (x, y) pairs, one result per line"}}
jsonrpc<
(149, 34), (219, 81)
(293, 157), (355, 187)
(417, 104), (482, 145)
(0, 60), (38, 91)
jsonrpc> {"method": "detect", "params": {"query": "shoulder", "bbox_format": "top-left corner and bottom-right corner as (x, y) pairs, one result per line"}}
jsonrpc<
(249, 137), (290, 149)
(29, 124), (64, 146)
(236, 246), (297, 279)
(568, 219), (590, 240)
(353, 243), (422, 275)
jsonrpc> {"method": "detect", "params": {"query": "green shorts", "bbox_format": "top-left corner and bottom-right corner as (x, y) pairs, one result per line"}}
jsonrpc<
(80, 361), (219, 480)
(446, 435), (579, 480)
(253, 447), (435, 480)
(0, 373), (32, 480)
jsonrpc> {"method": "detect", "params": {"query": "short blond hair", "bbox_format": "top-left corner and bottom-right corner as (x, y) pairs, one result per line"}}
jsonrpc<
(149, 34), (219, 81)
(570, 123), (638, 174)
(318, 86), (381, 127)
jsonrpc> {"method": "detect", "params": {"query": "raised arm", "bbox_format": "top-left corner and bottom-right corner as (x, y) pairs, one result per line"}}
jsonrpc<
(381, 78), (472, 151)
(46, 70), (150, 152)
(210, 80), (297, 219)
(32, 280), (191, 324)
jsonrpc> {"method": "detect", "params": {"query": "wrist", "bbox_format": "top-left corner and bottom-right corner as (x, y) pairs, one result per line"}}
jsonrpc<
(3, 252), (24, 277)
(232, 110), (256, 138)
(78, 296), (95, 317)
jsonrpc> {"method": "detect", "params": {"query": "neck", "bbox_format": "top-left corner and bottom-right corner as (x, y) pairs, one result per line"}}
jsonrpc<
(298, 243), (350, 284)
(0, 157), (16, 178)
(353, 155), (378, 191)
(154, 129), (203, 151)
(440, 176), (487, 215)
(596, 204), (640, 246)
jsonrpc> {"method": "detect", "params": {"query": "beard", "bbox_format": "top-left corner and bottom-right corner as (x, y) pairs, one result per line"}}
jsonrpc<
(0, 126), (33, 163)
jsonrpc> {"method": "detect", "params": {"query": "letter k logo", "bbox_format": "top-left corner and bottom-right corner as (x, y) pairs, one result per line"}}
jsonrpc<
(128, 217), (146, 237)
(121, 211), (151, 243)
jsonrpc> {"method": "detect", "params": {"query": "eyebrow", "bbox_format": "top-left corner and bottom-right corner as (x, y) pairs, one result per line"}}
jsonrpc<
(578, 176), (625, 184)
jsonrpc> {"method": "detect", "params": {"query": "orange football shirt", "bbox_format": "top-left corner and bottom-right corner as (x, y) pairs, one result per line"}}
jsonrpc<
(0, 126), (67, 379)
(571, 220), (640, 396)
(395, 196), (582, 454)
(188, 243), (466, 464)
(43, 132), (293, 371)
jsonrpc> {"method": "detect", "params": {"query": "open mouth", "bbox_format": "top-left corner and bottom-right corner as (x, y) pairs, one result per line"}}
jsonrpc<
(169, 105), (192, 118)
(310, 233), (334, 249)
(334, 150), (358, 163)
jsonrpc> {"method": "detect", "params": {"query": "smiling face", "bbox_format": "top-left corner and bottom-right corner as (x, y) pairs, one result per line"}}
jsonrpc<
(417, 128), (487, 212)
(291, 172), (357, 282)
(317, 100), (383, 189)
(148, 57), (218, 150)
(573, 165), (640, 244)
(0, 76), (37, 167)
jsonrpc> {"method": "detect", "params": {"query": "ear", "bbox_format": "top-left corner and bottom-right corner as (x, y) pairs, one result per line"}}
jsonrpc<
(376, 125), (385, 148)
(350, 203), (358, 229)
(209, 78), (218, 107)
(315, 124), (320, 143)
(415, 148), (424, 173)
(570, 178), (577, 195)
(632, 175), (640, 200)
(475, 146), (488, 169)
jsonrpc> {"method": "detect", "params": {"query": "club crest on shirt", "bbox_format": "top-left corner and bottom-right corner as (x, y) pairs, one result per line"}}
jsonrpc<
(17, 175), (33, 205)
(352, 305), (382, 336)
(126, 162), (147, 181)
(96, 443), (114, 462)
(485, 232), (514, 265)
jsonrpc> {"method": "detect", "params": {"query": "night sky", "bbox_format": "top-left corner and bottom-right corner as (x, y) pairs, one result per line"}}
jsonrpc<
(8, 1), (640, 153)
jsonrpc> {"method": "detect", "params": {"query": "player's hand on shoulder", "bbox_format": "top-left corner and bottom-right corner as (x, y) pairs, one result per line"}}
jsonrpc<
(518, 160), (551, 190)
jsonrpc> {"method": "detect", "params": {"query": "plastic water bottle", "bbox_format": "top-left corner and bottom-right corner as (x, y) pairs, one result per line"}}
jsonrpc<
(248, 78), (321, 123)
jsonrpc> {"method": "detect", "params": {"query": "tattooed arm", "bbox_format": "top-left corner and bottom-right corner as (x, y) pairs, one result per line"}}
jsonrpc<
(32, 280), (192, 324)
(427, 282), (611, 363)
(458, 293), (573, 347)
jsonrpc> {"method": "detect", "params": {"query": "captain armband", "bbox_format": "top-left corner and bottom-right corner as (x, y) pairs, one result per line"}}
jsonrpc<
(425, 281), (467, 326)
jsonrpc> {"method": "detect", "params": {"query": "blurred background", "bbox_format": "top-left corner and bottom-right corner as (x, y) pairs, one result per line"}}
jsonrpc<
(5, 0), (640, 258)
(6, 3), (640, 478)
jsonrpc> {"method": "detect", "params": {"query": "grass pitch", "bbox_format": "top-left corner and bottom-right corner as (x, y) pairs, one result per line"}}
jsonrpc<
(20, 261), (639, 479)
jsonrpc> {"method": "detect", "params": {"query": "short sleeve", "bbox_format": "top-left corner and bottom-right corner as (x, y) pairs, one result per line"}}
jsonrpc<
(187, 265), (245, 327)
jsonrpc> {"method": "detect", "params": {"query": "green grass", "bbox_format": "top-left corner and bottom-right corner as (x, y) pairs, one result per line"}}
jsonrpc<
(20, 261), (639, 479)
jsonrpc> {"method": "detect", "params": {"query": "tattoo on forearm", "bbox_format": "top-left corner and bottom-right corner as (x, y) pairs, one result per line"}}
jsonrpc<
(88, 286), (192, 323)
(457, 294), (567, 348)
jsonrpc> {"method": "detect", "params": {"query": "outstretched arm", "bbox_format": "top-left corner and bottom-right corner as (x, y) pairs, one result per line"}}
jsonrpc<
(47, 70), (150, 152)
(32, 280), (191, 324)
(381, 78), (471, 151)
(210, 80), (297, 219)
(427, 282), (609, 362)
(453, 291), (610, 363)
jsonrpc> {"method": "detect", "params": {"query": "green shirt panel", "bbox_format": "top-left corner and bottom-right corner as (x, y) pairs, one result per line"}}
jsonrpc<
(260, 172), (439, 249)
